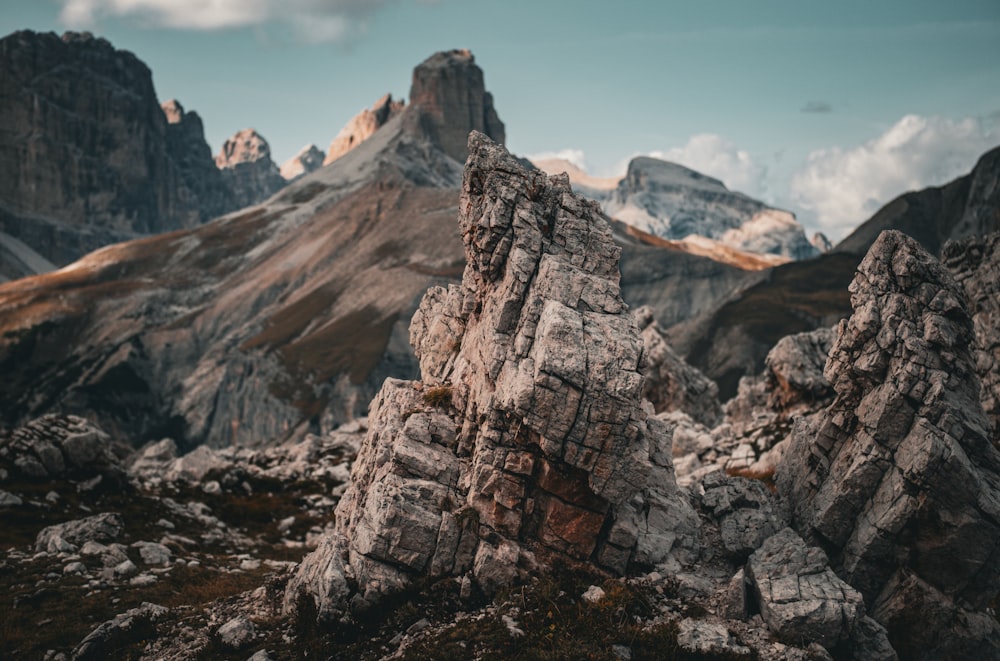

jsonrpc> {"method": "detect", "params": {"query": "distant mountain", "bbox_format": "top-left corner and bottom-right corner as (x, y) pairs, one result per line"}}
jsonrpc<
(280, 144), (326, 181)
(324, 94), (405, 165)
(535, 155), (818, 261)
(671, 144), (1000, 398)
(0, 29), (289, 275)
(0, 46), (762, 450)
(0, 49), (496, 449)
(835, 145), (1000, 256)
(214, 128), (286, 209)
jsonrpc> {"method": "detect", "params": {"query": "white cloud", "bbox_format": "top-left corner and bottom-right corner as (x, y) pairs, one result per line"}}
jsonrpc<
(790, 114), (999, 240)
(647, 134), (768, 198)
(525, 149), (589, 171)
(58, 0), (395, 42)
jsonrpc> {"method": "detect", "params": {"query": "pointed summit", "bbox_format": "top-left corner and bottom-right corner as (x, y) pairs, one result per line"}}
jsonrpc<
(324, 93), (404, 166)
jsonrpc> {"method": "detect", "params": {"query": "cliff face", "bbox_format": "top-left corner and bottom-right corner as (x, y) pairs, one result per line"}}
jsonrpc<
(0, 30), (291, 272)
(324, 94), (405, 165)
(405, 49), (506, 163)
(0, 31), (209, 265)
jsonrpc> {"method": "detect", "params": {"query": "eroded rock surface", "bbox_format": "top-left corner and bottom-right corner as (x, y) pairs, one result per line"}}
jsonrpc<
(943, 230), (1000, 445)
(636, 306), (722, 427)
(285, 132), (699, 620)
(778, 230), (1000, 658)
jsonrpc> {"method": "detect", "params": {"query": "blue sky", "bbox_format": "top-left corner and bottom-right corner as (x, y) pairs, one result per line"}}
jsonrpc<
(2, 0), (998, 239)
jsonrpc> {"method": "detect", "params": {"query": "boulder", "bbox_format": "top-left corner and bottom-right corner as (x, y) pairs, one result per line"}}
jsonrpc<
(0, 414), (126, 485)
(35, 512), (124, 553)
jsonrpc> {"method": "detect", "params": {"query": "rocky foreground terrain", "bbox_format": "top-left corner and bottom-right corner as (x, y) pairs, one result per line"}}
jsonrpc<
(3, 133), (999, 660)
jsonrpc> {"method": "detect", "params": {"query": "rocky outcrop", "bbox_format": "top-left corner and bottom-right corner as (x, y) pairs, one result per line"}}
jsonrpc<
(215, 128), (286, 209)
(0, 30), (225, 267)
(405, 49), (505, 163)
(285, 132), (699, 620)
(35, 512), (124, 553)
(0, 414), (127, 486)
(777, 230), (1000, 659)
(603, 157), (818, 260)
(324, 94), (404, 165)
(280, 144), (326, 181)
(635, 305), (722, 427)
(942, 231), (1000, 444)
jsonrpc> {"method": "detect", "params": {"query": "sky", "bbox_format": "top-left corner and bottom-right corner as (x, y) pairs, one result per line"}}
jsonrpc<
(2, 1), (998, 241)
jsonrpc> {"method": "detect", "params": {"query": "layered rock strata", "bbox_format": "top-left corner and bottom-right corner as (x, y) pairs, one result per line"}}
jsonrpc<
(285, 132), (699, 620)
(778, 230), (1000, 659)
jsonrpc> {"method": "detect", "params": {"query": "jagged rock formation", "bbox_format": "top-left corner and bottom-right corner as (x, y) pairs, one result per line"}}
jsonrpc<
(943, 231), (1000, 444)
(161, 99), (233, 219)
(635, 306), (722, 427)
(405, 49), (505, 163)
(603, 157), (818, 260)
(0, 30), (229, 268)
(280, 144), (325, 181)
(215, 128), (286, 209)
(284, 132), (699, 620)
(778, 230), (1000, 659)
(324, 94), (405, 165)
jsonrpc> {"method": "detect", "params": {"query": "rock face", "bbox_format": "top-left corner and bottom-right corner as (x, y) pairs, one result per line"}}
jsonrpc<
(942, 231), (1000, 445)
(285, 132), (699, 620)
(0, 30), (227, 267)
(405, 49), (505, 163)
(603, 157), (818, 260)
(215, 128), (286, 209)
(280, 144), (326, 181)
(324, 94), (404, 165)
(635, 306), (722, 427)
(778, 230), (1000, 659)
(162, 99), (233, 220)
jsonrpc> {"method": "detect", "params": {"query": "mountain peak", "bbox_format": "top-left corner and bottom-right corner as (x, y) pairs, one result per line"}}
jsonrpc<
(324, 93), (404, 165)
(405, 49), (505, 162)
(281, 143), (326, 181)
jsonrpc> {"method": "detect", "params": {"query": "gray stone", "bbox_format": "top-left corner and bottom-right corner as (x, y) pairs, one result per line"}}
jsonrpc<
(71, 602), (167, 661)
(132, 541), (171, 566)
(676, 618), (751, 657)
(35, 513), (124, 553)
(746, 528), (863, 650)
(217, 615), (255, 650)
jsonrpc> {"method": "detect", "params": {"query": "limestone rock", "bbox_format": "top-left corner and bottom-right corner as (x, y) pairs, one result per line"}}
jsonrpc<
(281, 144), (326, 181)
(215, 128), (286, 209)
(35, 512), (124, 553)
(635, 306), (722, 426)
(777, 230), (1000, 657)
(0, 415), (126, 485)
(762, 327), (836, 412)
(942, 230), (1000, 445)
(746, 528), (864, 650)
(696, 472), (782, 562)
(161, 99), (233, 220)
(676, 618), (751, 657)
(217, 615), (255, 650)
(324, 94), (404, 165)
(285, 132), (699, 620)
(405, 50), (505, 162)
